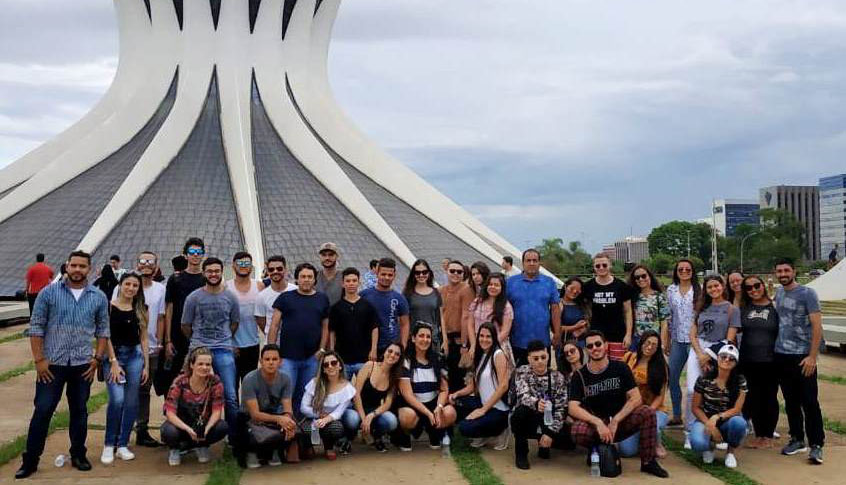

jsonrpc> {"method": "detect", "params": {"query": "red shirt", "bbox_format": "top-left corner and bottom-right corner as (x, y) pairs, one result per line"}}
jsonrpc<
(25, 263), (54, 294)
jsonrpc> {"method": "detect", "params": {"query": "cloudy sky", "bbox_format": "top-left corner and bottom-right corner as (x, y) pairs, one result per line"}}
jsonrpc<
(2, 0), (845, 252)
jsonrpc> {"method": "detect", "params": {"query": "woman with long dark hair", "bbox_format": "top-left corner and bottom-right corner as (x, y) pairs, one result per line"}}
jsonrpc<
(449, 323), (511, 449)
(301, 351), (356, 459)
(467, 273), (513, 363)
(628, 264), (669, 350)
(690, 344), (748, 468)
(619, 330), (669, 458)
(403, 259), (445, 354)
(558, 340), (583, 380)
(738, 275), (779, 449)
(469, 261), (492, 298)
(394, 323), (457, 451)
(344, 342), (403, 452)
(101, 272), (149, 465)
(726, 270), (745, 307)
(666, 259), (700, 428)
(559, 277), (590, 342)
(685, 275), (740, 444)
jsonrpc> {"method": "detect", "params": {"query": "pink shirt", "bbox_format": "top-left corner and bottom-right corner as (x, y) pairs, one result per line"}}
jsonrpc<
(468, 298), (513, 335)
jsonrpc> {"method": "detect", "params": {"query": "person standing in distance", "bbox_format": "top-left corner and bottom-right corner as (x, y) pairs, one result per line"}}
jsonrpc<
(181, 257), (241, 442)
(164, 237), (207, 380)
(360, 258), (410, 355)
(316, 242), (343, 305)
(362, 259), (379, 291)
(582, 253), (633, 360)
(25, 253), (54, 315)
(773, 258), (825, 464)
(501, 255), (521, 277)
(16, 250), (110, 479)
(506, 249), (561, 366)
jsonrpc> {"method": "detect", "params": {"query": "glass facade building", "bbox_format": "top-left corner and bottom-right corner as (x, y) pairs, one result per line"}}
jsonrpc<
(819, 174), (846, 261)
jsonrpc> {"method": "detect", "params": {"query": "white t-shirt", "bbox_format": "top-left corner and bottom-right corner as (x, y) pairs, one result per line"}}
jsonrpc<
(112, 281), (166, 353)
(70, 287), (84, 301)
(255, 283), (297, 334)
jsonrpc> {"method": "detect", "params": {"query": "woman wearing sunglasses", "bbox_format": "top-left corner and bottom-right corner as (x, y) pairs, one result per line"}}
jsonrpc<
(627, 265), (670, 351)
(558, 340), (584, 380)
(403, 259), (446, 355)
(666, 259), (700, 428)
(690, 344), (748, 468)
(738, 275), (779, 449)
(344, 343), (403, 452)
(620, 330), (669, 458)
(300, 351), (356, 460)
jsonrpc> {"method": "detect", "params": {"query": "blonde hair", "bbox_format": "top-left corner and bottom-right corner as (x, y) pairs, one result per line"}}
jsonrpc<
(183, 347), (212, 377)
(118, 272), (149, 337)
(311, 350), (347, 415)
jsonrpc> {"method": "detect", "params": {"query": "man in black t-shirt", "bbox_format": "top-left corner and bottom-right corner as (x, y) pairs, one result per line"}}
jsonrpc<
(569, 330), (668, 478)
(164, 237), (207, 376)
(329, 267), (378, 378)
(581, 254), (633, 360)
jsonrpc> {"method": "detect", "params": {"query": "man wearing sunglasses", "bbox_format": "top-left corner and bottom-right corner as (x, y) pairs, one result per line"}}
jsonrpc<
(582, 254), (633, 361)
(507, 249), (561, 367)
(164, 237), (207, 382)
(773, 258), (824, 464)
(225, 252), (266, 393)
(569, 330), (669, 478)
(255, 255), (297, 342)
(439, 259), (474, 392)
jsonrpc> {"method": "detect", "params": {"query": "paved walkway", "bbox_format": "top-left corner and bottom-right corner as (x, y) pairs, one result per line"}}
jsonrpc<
(0, 337), (33, 374)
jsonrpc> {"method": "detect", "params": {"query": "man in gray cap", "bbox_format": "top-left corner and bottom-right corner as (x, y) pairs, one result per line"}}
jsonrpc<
(316, 242), (343, 305)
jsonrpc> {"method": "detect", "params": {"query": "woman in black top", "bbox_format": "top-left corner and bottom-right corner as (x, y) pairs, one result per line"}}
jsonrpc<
(739, 275), (779, 448)
(101, 273), (150, 465)
(344, 342), (403, 452)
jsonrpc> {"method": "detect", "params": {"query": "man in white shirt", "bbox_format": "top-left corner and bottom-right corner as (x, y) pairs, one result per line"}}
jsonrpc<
(255, 255), (296, 341)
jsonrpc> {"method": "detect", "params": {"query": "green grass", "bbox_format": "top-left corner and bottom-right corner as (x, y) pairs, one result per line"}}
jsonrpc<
(205, 447), (243, 485)
(0, 390), (108, 467)
(663, 435), (762, 485)
(0, 331), (26, 345)
(818, 374), (846, 386)
(0, 362), (34, 383)
(450, 432), (505, 485)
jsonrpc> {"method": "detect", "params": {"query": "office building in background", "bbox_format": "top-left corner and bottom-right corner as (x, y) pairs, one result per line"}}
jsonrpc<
(819, 174), (846, 261)
(713, 199), (760, 237)
(759, 185), (820, 260)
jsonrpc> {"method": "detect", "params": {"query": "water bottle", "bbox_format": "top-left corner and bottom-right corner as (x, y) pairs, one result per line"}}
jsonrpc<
(310, 422), (321, 446)
(54, 454), (66, 468)
(590, 447), (600, 477)
(543, 399), (553, 426)
(441, 434), (451, 458)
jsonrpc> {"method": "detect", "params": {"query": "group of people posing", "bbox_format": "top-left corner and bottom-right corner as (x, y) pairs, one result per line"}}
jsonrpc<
(14, 238), (825, 481)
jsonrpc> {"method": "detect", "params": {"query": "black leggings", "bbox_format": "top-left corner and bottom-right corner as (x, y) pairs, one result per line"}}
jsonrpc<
(510, 405), (573, 458)
(741, 361), (779, 438)
(160, 420), (227, 450)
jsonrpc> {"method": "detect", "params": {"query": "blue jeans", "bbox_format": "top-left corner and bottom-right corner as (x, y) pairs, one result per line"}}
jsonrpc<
(104, 345), (144, 447)
(618, 411), (668, 457)
(668, 340), (689, 419)
(342, 408), (398, 438)
(210, 348), (239, 441)
(345, 362), (366, 381)
(281, 356), (318, 418)
(690, 416), (748, 451)
(23, 364), (92, 466)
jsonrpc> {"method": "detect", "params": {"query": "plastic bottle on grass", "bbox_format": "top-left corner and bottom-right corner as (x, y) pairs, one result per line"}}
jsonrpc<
(54, 454), (66, 467)
(590, 447), (600, 477)
(442, 434), (451, 457)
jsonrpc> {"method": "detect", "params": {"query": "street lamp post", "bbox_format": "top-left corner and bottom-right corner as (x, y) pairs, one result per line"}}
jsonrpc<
(740, 231), (760, 273)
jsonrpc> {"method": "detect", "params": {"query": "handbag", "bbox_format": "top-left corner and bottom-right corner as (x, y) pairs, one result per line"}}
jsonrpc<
(597, 443), (622, 477)
(248, 422), (283, 446)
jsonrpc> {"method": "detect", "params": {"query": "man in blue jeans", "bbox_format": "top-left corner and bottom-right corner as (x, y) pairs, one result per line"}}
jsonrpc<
(182, 257), (241, 443)
(268, 262), (330, 418)
(17, 250), (110, 479)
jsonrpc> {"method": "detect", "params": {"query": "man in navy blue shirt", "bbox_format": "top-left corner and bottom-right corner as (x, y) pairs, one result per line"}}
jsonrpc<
(507, 249), (561, 366)
(360, 258), (410, 354)
(17, 250), (110, 479)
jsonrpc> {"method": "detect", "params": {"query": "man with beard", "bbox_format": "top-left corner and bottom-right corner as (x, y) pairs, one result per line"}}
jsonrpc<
(181, 257), (241, 442)
(165, 237), (207, 379)
(255, 255), (297, 341)
(268, 263), (330, 416)
(225, 252), (264, 390)
(568, 330), (669, 478)
(16, 250), (110, 479)
(315, 242), (343, 305)
(773, 258), (824, 464)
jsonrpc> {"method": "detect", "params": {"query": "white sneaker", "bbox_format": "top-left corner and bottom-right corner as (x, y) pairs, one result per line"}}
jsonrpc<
(773, 431), (781, 439)
(196, 446), (211, 463)
(268, 450), (282, 467)
(702, 450), (715, 464)
(100, 446), (115, 465)
(470, 438), (488, 448)
(246, 452), (261, 469)
(684, 435), (692, 450)
(493, 427), (510, 451)
(115, 447), (135, 461)
(168, 449), (181, 466)
(725, 452), (738, 468)
(716, 442), (729, 450)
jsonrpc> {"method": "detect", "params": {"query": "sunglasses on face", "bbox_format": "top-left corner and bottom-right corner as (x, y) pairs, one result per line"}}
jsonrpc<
(634, 273), (649, 281)
(744, 282), (763, 291)
(585, 341), (603, 349)
(448, 269), (464, 275)
(138, 258), (156, 266)
(413, 270), (430, 276)
(594, 263), (608, 269)
(384, 348), (401, 356)
(565, 348), (579, 356)
(718, 355), (736, 363)
(322, 360), (340, 369)
(235, 260), (252, 268)
(186, 248), (205, 256)
(267, 266), (285, 273)
(677, 267), (692, 273)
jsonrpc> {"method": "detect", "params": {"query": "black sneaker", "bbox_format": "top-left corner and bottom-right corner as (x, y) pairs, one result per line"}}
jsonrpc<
(782, 439), (808, 456)
(809, 445), (823, 464)
(338, 438), (352, 455)
(538, 447), (551, 459)
(516, 454), (530, 470)
(15, 463), (37, 480)
(136, 430), (161, 448)
(373, 439), (388, 453)
(396, 433), (412, 452)
(641, 459), (669, 478)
